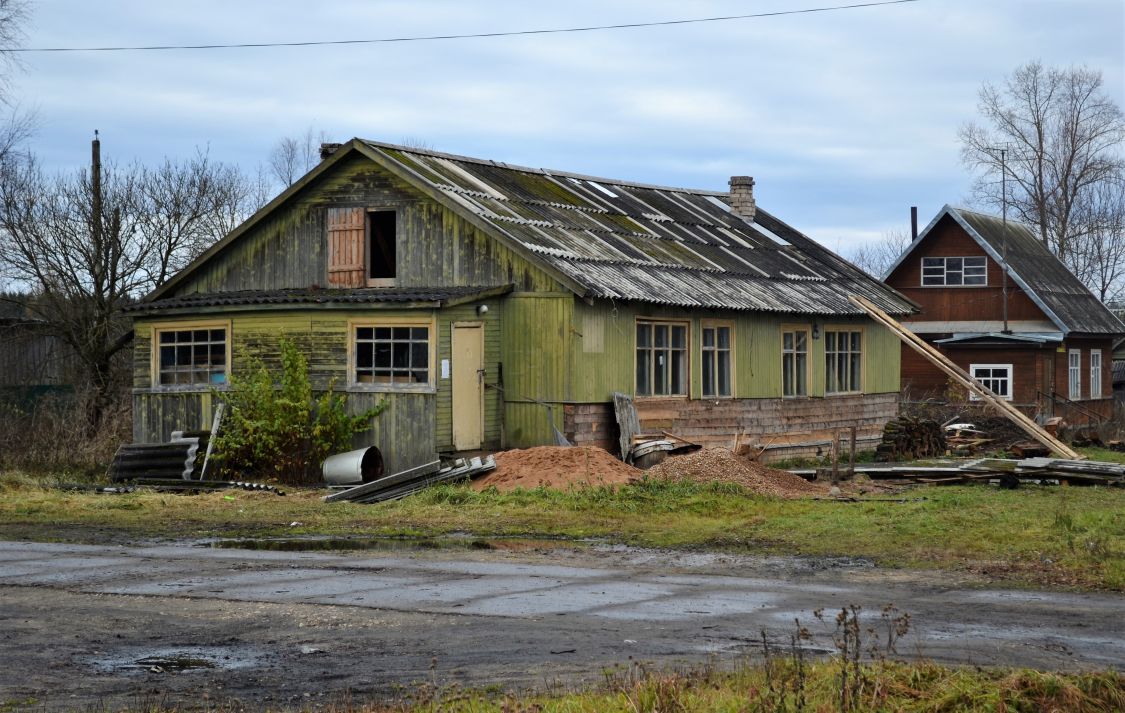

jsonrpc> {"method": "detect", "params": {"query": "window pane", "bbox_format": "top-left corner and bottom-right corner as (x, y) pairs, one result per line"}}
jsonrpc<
(654, 350), (667, 395)
(411, 342), (428, 369)
(637, 324), (650, 348)
(671, 326), (685, 349)
(702, 327), (714, 348)
(374, 327), (391, 340)
(193, 329), (209, 342)
(783, 332), (793, 351)
(671, 350), (686, 395)
(783, 354), (793, 396)
(210, 343), (225, 366)
(392, 327), (410, 340)
(795, 352), (807, 395)
(392, 342), (410, 369)
(717, 351), (730, 396)
(411, 327), (428, 340)
(160, 331), (175, 344)
(702, 352), (714, 397)
(160, 346), (175, 369)
(654, 325), (668, 348)
(356, 327), (372, 340)
(636, 350), (650, 395)
(176, 345), (191, 365)
(717, 327), (730, 349)
(946, 258), (962, 271)
(922, 257), (942, 267)
(193, 344), (208, 364)
(826, 332), (836, 351)
(850, 354), (861, 391)
(851, 332), (861, 351)
(357, 342), (373, 369)
(210, 329), (225, 341)
(374, 342), (392, 368)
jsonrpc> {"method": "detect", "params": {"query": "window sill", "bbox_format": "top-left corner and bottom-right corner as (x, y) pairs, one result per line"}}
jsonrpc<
(824, 390), (864, 397)
(347, 384), (436, 395)
(633, 395), (690, 402)
(135, 384), (229, 395)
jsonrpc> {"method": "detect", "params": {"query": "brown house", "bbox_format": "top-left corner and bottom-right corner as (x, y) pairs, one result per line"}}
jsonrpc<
(884, 205), (1125, 423)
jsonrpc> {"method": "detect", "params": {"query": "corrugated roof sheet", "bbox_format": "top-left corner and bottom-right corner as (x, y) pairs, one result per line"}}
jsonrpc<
(128, 286), (508, 313)
(364, 140), (915, 316)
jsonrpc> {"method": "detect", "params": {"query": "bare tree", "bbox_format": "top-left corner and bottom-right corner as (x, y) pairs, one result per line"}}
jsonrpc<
(0, 138), (265, 418)
(268, 127), (330, 187)
(0, 0), (34, 165)
(1067, 177), (1125, 302)
(845, 229), (912, 278)
(960, 61), (1125, 268)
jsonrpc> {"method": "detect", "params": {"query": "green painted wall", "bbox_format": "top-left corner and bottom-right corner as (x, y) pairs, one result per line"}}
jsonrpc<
(499, 294), (574, 447)
(566, 299), (900, 402)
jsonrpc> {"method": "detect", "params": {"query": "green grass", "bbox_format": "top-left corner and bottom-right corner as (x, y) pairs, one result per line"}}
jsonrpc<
(2, 471), (1122, 590)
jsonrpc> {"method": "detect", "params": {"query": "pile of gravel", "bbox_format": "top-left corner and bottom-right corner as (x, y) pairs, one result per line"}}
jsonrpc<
(645, 447), (826, 498)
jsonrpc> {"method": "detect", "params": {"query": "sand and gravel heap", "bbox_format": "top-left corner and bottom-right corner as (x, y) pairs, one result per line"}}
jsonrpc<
(645, 447), (826, 498)
(471, 446), (642, 492)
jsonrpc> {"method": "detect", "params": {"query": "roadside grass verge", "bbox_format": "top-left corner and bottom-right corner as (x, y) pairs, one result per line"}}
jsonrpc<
(1, 471), (1122, 590)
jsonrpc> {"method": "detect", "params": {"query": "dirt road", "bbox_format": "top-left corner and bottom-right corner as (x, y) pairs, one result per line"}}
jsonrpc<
(1, 540), (1122, 709)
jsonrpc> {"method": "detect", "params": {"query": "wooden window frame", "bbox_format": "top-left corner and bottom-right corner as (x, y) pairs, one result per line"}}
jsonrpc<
(780, 324), (811, 398)
(824, 327), (864, 395)
(347, 316), (437, 394)
(1090, 349), (1102, 399)
(149, 320), (232, 392)
(700, 320), (734, 399)
(920, 256), (987, 287)
(365, 209), (397, 288)
(1068, 349), (1082, 401)
(634, 318), (690, 398)
(968, 363), (1013, 401)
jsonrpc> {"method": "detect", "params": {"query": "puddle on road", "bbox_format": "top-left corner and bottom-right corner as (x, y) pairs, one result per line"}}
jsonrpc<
(88, 646), (262, 674)
(205, 534), (579, 553)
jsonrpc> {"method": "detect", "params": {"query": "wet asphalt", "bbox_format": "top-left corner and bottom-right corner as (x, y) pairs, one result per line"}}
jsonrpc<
(0, 539), (1122, 707)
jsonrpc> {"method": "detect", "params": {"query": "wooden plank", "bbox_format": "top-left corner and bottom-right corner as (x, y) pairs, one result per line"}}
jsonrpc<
(848, 295), (1080, 460)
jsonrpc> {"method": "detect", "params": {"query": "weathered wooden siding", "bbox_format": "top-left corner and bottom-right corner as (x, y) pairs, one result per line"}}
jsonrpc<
(134, 305), (516, 472)
(500, 294), (574, 447)
(434, 302), (503, 452)
(173, 154), (559, 296)
(0, 325), (72, 387)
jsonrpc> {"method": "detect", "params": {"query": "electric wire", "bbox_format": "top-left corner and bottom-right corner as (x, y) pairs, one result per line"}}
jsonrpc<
(4, 0), (922, 53)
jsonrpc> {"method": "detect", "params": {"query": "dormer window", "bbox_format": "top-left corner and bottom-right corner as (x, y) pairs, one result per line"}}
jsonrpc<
(921, 256), (986, 286)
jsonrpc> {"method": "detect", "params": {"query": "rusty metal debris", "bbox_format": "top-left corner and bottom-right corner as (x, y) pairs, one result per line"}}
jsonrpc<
(324, 456), (495, 504)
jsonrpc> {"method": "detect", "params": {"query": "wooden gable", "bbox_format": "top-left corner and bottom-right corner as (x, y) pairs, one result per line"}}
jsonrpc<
(885, 215), (1048, 324)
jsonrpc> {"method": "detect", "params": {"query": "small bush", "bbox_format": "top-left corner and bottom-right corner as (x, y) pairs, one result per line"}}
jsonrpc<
(210, 339), (385, 484)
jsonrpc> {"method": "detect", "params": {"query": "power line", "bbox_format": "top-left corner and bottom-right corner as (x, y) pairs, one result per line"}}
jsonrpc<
(5, 0), (922, 53)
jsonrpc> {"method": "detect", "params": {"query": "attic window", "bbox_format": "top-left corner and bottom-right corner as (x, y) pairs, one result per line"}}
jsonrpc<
(921, 256), (986, 286)
(367, 211), (397, 285)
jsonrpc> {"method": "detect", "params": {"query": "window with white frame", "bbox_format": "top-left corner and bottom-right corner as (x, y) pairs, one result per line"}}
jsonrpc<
(1091, 349), (1103, 399)
(636, 320), (688, 396)
(156, 327), (228, 386)
(781, 327), (809, 397)
(353, 325), (431, 386)
(825, 329), (862, 394)
(969, 364), (1012, 400)
(921, 256), (987, 286)
(1068, 349), (1082, 400)
(701, 322), (732, 398)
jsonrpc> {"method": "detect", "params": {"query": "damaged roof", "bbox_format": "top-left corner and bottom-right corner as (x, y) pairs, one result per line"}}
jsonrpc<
(887, 205), (1125, 336)
(358, 140), (914, 316)
(147, 138), (915, 317)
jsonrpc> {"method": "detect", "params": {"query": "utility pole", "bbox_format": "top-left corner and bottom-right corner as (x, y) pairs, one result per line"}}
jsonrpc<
(998, 146), (1011, 334)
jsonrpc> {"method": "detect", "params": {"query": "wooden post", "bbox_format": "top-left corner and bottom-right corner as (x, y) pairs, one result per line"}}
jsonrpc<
(831, 429), (840, 485)
(847, 295), (1080, 460)
(849, 425), (857, 478)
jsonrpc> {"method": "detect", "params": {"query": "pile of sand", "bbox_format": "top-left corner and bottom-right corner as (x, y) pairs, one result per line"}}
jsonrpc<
(645, 447), (826, 498)
(471, 446), (641, 492)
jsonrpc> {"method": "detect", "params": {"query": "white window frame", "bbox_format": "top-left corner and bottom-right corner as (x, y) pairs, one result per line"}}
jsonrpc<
(921, 256), (987, 286)
(781, 325), (810, 398)
(348, 318), (436, 393)
(1068, 349), (1082, 400)
(1090, 349), (1103, 399)
(635, 319), (690, 397)
(700, 320), (733, 398)
(968, 363), (1013, 401)
(151, 321), (231, 389)
(825, 328), (863, 395)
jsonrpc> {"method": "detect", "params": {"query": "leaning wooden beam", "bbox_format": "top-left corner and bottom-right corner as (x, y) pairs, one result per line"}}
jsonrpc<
(848, 295), (1081, 460)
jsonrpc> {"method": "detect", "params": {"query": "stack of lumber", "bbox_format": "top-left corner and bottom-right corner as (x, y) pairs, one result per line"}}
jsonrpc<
(874, 417), (946, 462)
(324, 456), (495, 504)
(787, 457), (1124, 487)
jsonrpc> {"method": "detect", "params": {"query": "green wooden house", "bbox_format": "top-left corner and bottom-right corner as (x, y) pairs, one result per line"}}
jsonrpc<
(129, 139), (915, 472)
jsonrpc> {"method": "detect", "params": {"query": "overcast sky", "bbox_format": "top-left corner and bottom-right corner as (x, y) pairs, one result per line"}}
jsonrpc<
(9, 0), (1124, 254)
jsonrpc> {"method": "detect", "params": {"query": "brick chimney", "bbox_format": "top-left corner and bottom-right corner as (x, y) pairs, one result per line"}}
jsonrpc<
(728, 176), (756, 222)
(319, 142), (343, 160)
